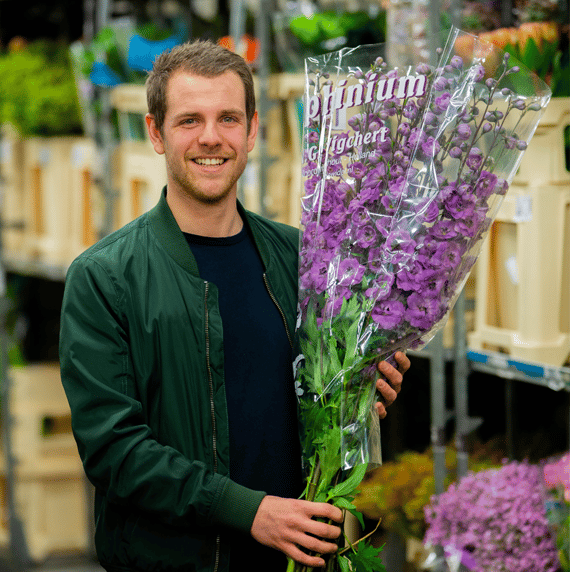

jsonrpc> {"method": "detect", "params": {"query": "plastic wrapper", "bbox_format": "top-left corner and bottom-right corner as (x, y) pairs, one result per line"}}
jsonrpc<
(289, 25), (550, 572)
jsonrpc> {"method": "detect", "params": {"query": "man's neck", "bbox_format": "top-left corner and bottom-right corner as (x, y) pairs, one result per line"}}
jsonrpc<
(166, 186), (243, 238)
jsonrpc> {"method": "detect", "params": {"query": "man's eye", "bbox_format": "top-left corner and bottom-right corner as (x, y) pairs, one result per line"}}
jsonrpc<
(222, 116), (237, 123)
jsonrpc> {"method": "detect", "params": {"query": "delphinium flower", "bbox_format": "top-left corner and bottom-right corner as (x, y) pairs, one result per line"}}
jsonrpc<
(424, 461), (559, 572)
(290, 26), (550, 572)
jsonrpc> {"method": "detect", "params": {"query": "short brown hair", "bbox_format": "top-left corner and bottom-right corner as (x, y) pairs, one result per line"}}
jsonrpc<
(146, 39), (256, 134)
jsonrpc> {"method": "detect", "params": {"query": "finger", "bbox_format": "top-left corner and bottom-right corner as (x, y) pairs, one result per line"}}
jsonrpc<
(297, 532), (340, 556)
(376, 377), (398, 405)
(305, 519), (342, 541)
(394, 351), (411, 373)
(305, 502), (343, 523)
(377, 361), (403, 392)
(375, 400), (387, 419)
(285, 543), (327, 568)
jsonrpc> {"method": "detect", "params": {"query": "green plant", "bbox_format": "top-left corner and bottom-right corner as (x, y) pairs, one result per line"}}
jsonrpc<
(0, 40), (83, 136)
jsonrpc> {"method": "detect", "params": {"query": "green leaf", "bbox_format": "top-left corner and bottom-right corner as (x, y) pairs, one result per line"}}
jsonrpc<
(338, 555), (352, 572)
(334, 497), (366, 530)
(346, 542), (387, 572)
(327, 463), (368, 501)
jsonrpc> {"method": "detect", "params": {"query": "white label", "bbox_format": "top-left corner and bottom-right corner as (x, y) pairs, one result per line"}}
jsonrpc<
(514, 195), (532, 223)
(0, 140), (12, 162)
(39, 145), (51, 165)
(505, 255), (519, 285)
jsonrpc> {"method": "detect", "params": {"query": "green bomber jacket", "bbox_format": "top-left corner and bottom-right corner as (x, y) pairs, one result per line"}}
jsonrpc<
(59, 187), (300, 572)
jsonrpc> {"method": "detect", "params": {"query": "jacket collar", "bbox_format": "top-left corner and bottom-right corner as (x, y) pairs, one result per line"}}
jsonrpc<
(148, 187), (270, 275)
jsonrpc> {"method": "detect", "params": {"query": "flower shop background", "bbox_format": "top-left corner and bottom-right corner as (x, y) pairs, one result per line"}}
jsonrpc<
(0, 0), (569, 571)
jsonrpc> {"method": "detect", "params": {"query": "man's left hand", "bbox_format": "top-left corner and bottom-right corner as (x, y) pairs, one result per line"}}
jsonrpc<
(375, 351), (410, 419)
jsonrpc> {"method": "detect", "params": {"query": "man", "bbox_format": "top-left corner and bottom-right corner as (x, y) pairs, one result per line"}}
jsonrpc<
(59, 39), (409, 572)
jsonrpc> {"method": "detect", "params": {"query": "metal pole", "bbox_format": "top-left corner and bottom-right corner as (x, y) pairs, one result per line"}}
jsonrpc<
(430, 329), (447, 495)
(453, 291), (469, 478)
(0, 126), (30, 569)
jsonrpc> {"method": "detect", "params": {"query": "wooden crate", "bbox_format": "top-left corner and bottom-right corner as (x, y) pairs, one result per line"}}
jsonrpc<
(115, 141), (167, 228)
(0, 458), (89, 562)
(68, 138), (108, 260)
(1, 125), (26, 256)
(0, 363), (90, 561)
(468, 183), (570, 366)
(20, 136), (93, 266)
(513, 97), (570, 187)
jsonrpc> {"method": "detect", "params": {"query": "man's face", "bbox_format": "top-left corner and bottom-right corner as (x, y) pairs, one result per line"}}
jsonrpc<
(147, 69), (257, 205)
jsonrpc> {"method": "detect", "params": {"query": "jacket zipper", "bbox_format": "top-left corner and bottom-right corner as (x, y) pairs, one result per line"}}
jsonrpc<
(204, 282), (220, 572)
(263, 273), (293, 348)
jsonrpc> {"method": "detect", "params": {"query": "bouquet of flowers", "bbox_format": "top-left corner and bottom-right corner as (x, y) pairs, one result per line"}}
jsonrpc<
(543, 452), (570, 570)
(423, 461), (559, 572)
(289, 25), (550, 572)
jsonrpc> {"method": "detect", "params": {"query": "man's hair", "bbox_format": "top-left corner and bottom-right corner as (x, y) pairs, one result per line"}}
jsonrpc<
(146, 39), (256, 134)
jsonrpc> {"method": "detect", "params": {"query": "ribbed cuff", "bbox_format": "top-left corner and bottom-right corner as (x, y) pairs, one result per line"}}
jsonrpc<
(209, 477), (266, 534)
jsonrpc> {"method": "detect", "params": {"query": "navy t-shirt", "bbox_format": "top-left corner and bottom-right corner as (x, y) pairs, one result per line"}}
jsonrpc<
(184, 226), (303, 570)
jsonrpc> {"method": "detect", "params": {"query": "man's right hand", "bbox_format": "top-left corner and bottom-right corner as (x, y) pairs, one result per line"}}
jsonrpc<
(250, 495), (344, 568)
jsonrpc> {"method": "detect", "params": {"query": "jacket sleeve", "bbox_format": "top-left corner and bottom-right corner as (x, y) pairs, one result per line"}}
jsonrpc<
(59, 255), (266, 533)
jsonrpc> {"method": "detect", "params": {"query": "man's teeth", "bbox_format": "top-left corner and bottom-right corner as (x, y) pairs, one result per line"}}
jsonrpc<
(195, 158), (225, 166)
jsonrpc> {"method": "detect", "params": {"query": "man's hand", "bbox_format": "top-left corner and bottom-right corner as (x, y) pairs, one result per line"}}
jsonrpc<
(250, 495), (343, 567)
(375, 351), (410, 419)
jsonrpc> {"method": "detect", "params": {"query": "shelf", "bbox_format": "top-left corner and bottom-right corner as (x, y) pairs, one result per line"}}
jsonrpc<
(467, 349), (570, 392)
(1, 254), (68, 282)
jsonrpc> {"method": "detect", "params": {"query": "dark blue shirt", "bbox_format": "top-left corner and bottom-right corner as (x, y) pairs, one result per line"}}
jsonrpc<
(184, 226), (303, 570)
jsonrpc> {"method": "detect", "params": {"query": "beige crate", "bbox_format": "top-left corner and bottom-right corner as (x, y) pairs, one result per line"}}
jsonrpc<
(0, 458), (89, 562)
(1, 363), (90, 562)
(513, 97), (570, 187)
(8, 363), (78, 470)
(115, 141), (166, 228)
(20, 136), (94, 266)
(468, 183), (570, 366)
(68, 139), (107, 260)
(1, 125), (26, 256)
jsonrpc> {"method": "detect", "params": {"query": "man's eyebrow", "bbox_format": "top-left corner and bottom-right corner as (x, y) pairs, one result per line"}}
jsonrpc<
(173, 109), (246, 121)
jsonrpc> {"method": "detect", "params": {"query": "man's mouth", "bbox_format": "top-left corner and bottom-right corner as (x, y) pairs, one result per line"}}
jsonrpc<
(193, 157), (226, 166)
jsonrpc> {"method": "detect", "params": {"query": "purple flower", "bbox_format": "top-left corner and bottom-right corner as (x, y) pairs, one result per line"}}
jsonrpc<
(347, 161), (367, 179)
(475, 170), (498, 199)
(472, 64), (485, 82)
(444, 192), (477, 221)
(430, 219), (458, 240)
(365, 272), (394, 302)
(433, 92), (451, 114)
(466, 148), (484, 171)
(456, 123), (472, 141)
(421, 136), (441, 158)
(354, 224), (377, 248)
(405, 293), (441, 329)
(336, 257), (365, 287)
(425, 461), (559, 572)
(371, 299), (405, 329)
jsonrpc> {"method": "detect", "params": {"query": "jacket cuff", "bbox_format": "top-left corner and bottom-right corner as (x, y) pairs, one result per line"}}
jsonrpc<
(210, 477), (267, 534)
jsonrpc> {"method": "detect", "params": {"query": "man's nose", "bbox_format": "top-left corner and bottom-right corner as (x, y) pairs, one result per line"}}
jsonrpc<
(198, 121), (222, 146)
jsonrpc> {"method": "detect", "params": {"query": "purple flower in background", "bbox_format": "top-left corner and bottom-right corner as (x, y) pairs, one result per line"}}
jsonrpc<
(424, 462), (559, 572)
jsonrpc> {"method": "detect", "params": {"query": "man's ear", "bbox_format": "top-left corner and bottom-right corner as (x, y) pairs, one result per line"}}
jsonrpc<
(146, 114), (165, 155)
(247, 111), (259, 153)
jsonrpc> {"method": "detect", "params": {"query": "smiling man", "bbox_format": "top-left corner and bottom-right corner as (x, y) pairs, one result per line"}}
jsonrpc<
(59, 40), (409, 572)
